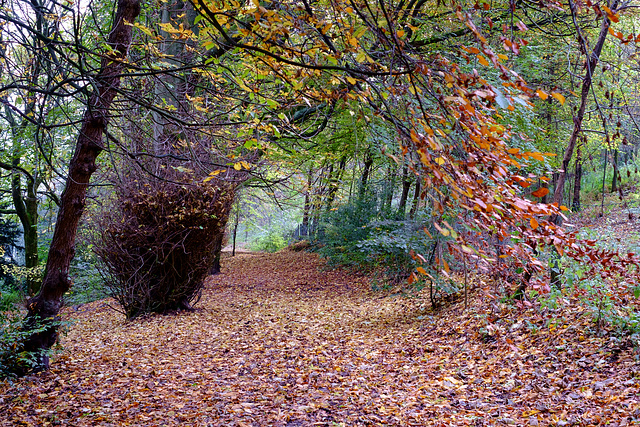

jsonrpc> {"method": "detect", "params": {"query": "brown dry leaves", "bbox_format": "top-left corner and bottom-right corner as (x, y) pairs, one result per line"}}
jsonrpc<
(1, 251), (639, 426)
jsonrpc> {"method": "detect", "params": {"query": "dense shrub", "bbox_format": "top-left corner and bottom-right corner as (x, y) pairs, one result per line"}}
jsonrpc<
(94, 178), (234, 319)
(316, 197), (379, 266)
(315, 196), (459, 301)
(357, 216), (437, 282)
(249, 231), (287, 252)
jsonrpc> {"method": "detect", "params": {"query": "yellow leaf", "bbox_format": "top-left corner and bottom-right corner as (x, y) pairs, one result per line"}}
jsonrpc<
(435, 157), (445, 165)
(346, 76), (357, 85)
(461, 245), (474, 254)
(434, 223), (450, 237)
(536, 89), (548, 100)
(551, 92), (565, 105)
(233, 162), (242, 171)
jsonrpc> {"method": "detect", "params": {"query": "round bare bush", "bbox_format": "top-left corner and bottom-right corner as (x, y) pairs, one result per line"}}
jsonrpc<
(94, 179), (234, 319)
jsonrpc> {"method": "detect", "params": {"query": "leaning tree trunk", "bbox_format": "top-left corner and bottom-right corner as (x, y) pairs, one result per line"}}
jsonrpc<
(551, 0), (617, 221)
(21, 0), (142, 372)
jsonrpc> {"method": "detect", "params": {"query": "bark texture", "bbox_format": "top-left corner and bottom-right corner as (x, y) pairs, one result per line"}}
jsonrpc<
(22, 0), (142, 372)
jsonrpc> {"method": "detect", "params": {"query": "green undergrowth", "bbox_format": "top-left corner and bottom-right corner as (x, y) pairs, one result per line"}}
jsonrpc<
(0, 311), (65, 379)
(531, 250), (640, 346)
(314, 195), (458, 302)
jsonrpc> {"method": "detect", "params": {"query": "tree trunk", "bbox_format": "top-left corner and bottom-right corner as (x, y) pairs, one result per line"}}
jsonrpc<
(326, 155), (346, 212)
(10, 161), (39, 295)
(551, 0), (617, 220)
(301, 168), (313, 236)
(397, 164), (411, 217)
(24, 183), (39, 295)
(611, 149), (619, 193)
(572, 147), (582, 211)
(152, 0), (189, 157)
(384, 162), (397, 211)
(21, 0), (141, 373)
(359, 150), (374, 198)
(409, 178), (421, 219)
(232, 207), (239, 257)
(209, 232), (225, 275)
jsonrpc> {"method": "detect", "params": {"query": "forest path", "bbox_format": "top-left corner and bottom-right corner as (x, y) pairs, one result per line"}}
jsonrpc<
(1, 251), (639, 426)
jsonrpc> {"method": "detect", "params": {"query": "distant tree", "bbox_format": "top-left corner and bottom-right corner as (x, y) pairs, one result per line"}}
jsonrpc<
(0, 211), (22, 287)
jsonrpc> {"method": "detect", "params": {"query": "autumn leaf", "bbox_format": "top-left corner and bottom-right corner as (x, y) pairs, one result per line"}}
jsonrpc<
(530, 217), (539, 230)
(551, 91), (565, 105)
(532, 187), (549, 198)
(477, 54), (489, 66)
(3, 251), (640, 427)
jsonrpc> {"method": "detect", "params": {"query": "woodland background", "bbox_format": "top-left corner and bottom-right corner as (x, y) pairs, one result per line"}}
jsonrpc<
(1, 0), (640, 423)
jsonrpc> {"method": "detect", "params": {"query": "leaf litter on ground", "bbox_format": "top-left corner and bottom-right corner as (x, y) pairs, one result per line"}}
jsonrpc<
(1, 250), (640, 426)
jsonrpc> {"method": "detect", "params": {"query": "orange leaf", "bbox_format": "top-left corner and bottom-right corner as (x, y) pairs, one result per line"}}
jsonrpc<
(528, 152), (545, 162)
(532, 187), (549, 198)
(416, 266), (427, 275)
(477, 55), (489, 66)
(410, 129), (421, 143)
(530, 217), (539, 230)
(536, 89), (548, 100)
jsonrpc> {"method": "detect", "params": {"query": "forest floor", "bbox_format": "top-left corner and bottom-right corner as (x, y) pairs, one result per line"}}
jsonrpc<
(1, 247), (640, 426)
